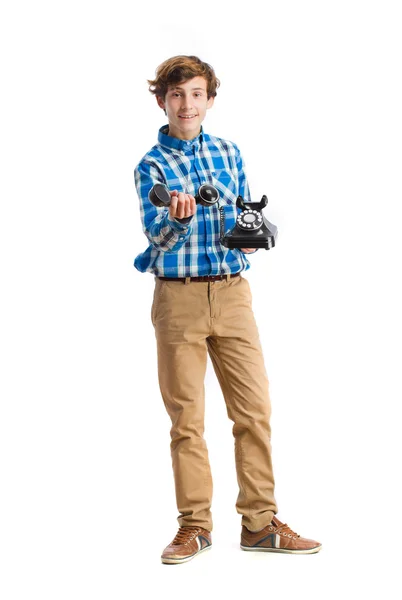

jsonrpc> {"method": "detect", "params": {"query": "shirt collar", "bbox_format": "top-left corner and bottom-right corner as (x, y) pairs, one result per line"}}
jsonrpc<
(158, 124), (204, 152)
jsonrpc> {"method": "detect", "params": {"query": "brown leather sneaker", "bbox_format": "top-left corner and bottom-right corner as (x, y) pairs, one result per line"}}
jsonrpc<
(241, 516), (322, 554)
(161, 526), (212, 564)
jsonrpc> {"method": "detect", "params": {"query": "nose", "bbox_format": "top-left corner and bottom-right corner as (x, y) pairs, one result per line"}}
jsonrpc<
(181, 94), (193, 110)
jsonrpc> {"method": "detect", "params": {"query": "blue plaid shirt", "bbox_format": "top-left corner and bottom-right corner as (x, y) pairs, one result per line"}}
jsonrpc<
(133, 124), (258, 277)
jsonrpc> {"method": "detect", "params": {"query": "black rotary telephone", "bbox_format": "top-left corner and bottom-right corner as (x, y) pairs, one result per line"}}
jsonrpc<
(148, 183), (278, 250)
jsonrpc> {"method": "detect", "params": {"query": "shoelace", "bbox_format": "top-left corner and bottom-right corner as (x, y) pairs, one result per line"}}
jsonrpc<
(171, 526), (201, 546)
(274, 522), (300, 538)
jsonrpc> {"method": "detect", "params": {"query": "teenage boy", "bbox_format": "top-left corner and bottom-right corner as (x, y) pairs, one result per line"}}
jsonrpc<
(134, 55), (321, 564)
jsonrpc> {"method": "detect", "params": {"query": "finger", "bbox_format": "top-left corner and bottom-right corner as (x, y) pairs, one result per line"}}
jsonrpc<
(184, 194), (192, 217)
(174, 192), (186, 219)
(175, 193), (185, 219)
(178, 194), (190, 219)
(169, 194), (178, 218)
(189, 195), (196, 215)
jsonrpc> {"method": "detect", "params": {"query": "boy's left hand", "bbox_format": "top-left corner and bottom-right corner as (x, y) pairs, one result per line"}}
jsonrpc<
(241, 248), (257, 253)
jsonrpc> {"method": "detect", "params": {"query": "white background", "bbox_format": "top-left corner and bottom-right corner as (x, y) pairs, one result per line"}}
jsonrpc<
(1, 0), (401, 598)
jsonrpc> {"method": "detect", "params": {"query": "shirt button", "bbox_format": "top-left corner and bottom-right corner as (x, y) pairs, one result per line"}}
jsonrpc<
(206, 214), (210, 219)
(208, 246), (212, 251)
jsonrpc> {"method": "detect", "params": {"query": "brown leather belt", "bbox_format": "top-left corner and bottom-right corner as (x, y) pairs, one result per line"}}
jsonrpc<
(157, 272), (241, 283)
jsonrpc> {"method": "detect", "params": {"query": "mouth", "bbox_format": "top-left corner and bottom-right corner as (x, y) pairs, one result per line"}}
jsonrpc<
(179, 115), (197, 120)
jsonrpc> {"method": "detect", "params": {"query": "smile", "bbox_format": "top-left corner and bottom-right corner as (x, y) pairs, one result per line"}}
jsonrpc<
(179, 115), (197, 119)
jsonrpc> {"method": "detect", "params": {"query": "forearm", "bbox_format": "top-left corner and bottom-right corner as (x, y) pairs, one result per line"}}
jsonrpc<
(143, 210), (194, 252)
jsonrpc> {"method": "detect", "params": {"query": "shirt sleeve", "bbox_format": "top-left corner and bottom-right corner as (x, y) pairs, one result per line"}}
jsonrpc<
(134, 159), (194, 252)
(233, 143), (259, 254)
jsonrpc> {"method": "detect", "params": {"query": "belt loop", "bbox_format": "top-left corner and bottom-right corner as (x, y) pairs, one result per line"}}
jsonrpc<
(184, 277), (191, 285)
(227, 273), (231, 281)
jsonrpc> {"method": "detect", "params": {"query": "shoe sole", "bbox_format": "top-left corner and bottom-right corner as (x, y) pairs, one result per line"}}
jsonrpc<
(161, 544), (212, 564)
(240, 544), (322, 554)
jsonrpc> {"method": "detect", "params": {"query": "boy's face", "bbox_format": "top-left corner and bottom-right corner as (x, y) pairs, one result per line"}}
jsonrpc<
(156, 76), (214, 140)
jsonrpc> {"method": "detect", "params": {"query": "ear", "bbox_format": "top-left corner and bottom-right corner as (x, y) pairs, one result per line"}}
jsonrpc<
(207, 96), (215, 109)
(156, 95), (166, 112)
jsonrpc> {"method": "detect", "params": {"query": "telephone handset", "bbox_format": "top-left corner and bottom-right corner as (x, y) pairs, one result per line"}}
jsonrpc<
(149, 182), (219, 207)
(148, 183), (278, 250)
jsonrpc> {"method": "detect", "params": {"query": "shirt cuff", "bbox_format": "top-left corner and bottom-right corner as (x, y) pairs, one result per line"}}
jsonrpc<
(167, 213), (193, 232)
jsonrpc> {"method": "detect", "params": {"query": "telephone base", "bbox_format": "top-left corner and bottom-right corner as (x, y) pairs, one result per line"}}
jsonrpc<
(222, 220), (278, 250)
(223, 237), (276, 250)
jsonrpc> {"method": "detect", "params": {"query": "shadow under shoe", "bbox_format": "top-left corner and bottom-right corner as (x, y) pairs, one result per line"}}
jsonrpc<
(241, 516), (322, 554)
(161, 526), (212, 564)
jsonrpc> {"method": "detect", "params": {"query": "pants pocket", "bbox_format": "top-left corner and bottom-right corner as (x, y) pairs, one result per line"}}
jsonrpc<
(151, 279), (167, 326)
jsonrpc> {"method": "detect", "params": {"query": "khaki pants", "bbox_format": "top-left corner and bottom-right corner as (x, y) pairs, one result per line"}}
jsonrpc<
(151, 273), (278, 532)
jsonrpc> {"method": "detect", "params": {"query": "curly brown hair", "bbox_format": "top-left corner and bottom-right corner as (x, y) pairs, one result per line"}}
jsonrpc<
(147, 55), (220, 100)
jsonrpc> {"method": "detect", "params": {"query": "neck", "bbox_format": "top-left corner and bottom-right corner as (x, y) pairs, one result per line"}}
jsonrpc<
(167, 125), (201, 141)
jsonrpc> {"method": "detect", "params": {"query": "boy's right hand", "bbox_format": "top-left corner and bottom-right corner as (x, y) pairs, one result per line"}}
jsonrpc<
(169, 190), (196, 220)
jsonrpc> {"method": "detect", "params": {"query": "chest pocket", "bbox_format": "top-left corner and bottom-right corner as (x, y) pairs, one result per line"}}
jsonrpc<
(210, 169), (238, 205)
